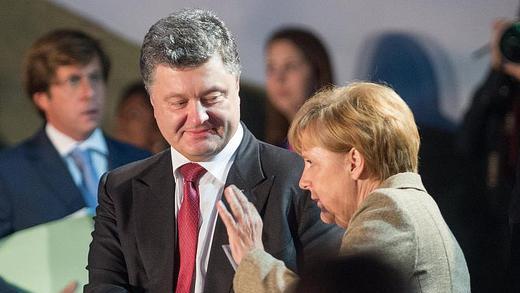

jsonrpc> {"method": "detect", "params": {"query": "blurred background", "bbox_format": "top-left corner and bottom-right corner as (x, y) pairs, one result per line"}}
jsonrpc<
(1, 1), (519, 292)
(0, 0), (516, 143)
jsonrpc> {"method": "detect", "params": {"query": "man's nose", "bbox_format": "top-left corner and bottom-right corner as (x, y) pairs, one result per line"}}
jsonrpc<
(79, 77), (95, 98)
(188, 100), (209, 124)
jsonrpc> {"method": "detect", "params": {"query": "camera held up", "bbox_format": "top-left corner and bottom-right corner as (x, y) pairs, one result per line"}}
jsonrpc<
(500, 22), (520, 63)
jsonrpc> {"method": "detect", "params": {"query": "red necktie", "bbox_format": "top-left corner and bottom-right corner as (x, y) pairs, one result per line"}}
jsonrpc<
(176, 163), (206, 293)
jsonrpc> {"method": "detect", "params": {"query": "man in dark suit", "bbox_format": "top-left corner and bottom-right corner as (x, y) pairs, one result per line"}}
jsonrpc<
(85, 8), (342, 293)
(0, 30), (150, 239)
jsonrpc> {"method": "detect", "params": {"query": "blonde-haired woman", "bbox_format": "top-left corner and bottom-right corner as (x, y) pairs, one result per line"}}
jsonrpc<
(218, 82), (470, 293)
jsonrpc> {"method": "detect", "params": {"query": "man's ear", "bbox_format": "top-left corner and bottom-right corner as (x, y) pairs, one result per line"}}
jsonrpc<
(346, 148), (365, 180)
(32, 91), (50, 113)
(149, 94), (155, 107)
(235, 75), (241, 105)
(235, 75), (240, 91)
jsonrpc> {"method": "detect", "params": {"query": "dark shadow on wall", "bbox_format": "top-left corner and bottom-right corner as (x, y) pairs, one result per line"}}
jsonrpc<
(356, 32), (455, 131)
(354, 31), (491, 292)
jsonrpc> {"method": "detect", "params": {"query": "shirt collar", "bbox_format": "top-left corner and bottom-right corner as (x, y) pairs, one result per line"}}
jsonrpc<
(170, 123), (244, 183)
(46, 124), (108, 156)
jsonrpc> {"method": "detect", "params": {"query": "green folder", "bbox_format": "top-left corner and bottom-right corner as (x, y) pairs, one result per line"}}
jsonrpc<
(0, 215), (94, 293)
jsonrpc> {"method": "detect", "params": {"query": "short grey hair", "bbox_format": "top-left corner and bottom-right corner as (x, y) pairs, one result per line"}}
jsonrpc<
(140, 8), (241, 86)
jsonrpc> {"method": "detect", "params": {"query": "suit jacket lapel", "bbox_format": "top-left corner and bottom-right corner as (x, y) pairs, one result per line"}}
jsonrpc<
(27, 129), (85, 211)
(133, 151), (176, 290)
(204, 127), (275, 293)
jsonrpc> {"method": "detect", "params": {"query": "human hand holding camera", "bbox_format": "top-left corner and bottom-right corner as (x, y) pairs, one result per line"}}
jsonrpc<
(492, 19), (520, 81)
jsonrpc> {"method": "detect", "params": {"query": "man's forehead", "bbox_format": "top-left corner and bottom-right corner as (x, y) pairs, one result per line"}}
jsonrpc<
(55, 58), (101, 74)
(153, 53), (236, 74)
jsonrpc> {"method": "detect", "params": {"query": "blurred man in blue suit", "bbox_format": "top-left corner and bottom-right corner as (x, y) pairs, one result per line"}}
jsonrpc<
(0, 29), (150, 239)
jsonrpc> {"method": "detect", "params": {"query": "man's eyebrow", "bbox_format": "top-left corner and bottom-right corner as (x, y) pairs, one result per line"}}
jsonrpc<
(157, 86), (228, 100)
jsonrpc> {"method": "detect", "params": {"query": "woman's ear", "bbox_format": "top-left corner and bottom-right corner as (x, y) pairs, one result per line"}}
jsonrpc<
(346, 148), (365, 180)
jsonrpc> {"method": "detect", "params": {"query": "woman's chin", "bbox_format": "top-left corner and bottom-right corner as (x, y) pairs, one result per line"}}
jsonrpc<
(320, 212), (336, 225)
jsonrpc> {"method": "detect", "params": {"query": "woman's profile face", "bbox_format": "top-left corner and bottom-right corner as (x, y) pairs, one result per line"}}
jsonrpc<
(298, 142), (355, 228)
(265, 39), (314, 121)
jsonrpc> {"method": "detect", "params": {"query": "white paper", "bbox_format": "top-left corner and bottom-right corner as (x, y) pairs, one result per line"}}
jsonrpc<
(222, 244), (237, 271)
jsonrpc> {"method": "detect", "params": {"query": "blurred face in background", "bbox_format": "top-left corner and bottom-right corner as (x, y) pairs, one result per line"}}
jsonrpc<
(115, 92), (166, 153)
(266, 39), (314, 121)
(33, 57), (105, 141)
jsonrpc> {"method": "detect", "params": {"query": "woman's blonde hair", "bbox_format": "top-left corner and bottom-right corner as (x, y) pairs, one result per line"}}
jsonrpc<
(288, 82), (420, 180)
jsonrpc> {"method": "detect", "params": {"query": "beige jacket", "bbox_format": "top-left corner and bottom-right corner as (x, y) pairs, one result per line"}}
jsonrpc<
(233, 172), (470, 293)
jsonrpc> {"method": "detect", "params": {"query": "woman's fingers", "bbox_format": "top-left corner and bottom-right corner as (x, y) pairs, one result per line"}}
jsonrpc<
(217, 200), (237, 234)
(224, 185), (247, 224)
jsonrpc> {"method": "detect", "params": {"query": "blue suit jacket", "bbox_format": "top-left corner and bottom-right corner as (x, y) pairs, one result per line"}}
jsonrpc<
(0, 128), (151, 239)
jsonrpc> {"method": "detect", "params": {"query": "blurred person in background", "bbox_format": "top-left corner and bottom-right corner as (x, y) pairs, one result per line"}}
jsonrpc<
(264, 27), (334, 149)
(295, 253), (411, 293)
(0, 29), (150, 239)
(114, 81), (168, 154)
(459, 19), (520, 292)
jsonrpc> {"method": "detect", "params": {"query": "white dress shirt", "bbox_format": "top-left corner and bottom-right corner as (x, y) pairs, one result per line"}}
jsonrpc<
(170, 124), (243, 293)
(46, 124), (108, 215)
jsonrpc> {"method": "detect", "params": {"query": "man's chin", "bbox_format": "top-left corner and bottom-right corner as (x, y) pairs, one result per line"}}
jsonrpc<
(181, 145), (223, 161)
(74, 126), (98, 140)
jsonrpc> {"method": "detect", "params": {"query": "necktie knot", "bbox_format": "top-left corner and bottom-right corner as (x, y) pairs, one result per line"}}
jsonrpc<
(70, 147), (89, 171)
(179, 163), (206, 183)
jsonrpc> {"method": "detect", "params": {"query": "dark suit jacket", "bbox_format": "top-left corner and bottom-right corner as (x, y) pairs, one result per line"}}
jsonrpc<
(0, 128), (151, 238)
(85, 126), (342, 292)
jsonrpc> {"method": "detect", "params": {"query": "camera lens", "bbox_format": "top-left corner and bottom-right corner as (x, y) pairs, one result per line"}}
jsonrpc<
(500, 22), (520, 63)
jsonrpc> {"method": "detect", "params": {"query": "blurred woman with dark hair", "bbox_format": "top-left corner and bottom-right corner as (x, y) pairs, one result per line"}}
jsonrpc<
(264, 27), (334, 148)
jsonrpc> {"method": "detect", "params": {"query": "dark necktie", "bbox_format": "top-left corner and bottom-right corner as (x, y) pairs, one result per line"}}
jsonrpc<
(69, 147), (99, 212)
(176, 163), (206, 293)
